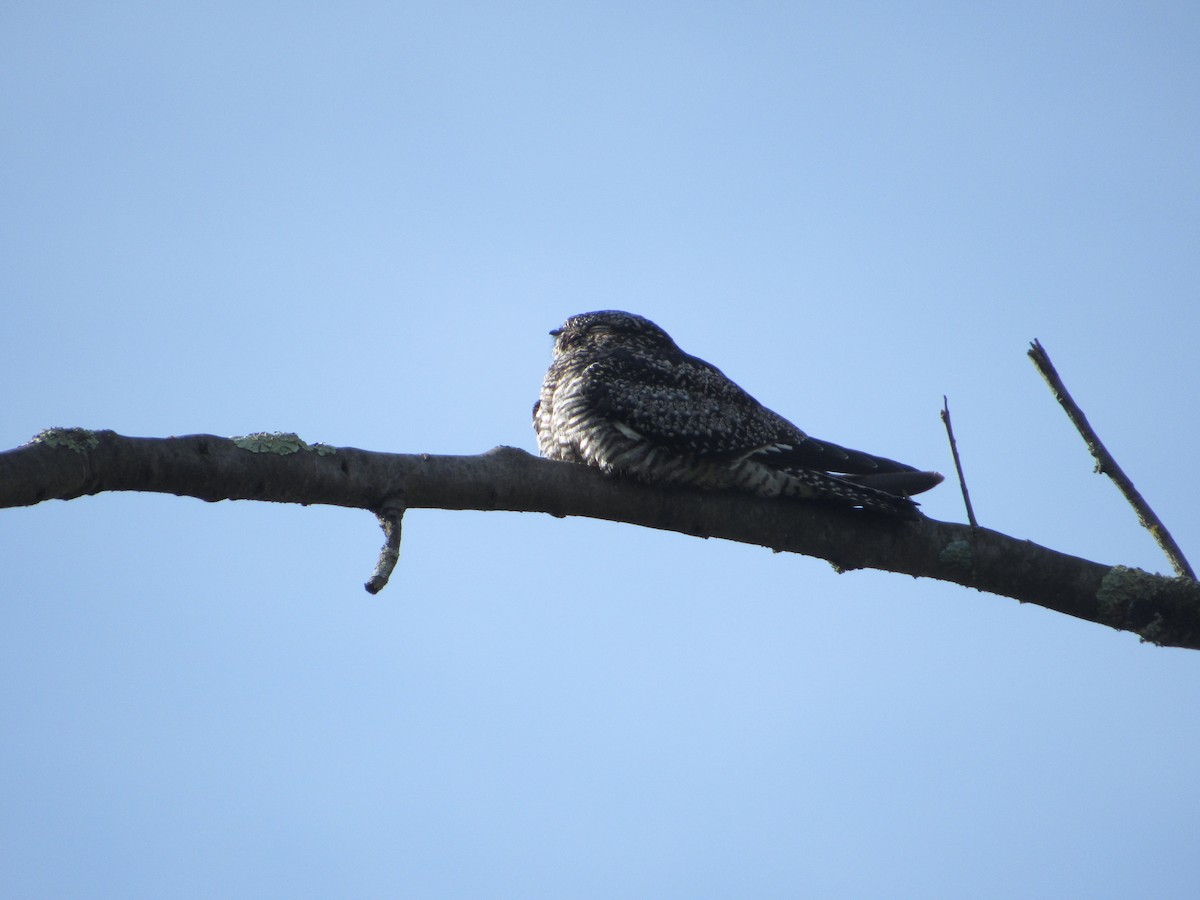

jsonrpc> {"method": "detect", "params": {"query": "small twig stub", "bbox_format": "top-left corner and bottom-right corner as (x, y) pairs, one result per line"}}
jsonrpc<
(365, 499), (407, 595)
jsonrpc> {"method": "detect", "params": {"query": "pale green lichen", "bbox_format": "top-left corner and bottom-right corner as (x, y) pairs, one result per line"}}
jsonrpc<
(939, 539), (973, 571)
(233, 432), (303, 454)
(32, 427), (103, 452)
(231, 432), (336, 456)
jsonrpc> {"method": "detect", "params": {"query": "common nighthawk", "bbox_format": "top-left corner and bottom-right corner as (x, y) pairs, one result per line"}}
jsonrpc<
(533, 310), (942, 516)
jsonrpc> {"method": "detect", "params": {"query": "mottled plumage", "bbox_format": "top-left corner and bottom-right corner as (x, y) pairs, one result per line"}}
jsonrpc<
(533, 310), (943, 516)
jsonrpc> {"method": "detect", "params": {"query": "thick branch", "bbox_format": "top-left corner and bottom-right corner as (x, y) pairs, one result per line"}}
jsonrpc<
(3, 428), (1199, 649)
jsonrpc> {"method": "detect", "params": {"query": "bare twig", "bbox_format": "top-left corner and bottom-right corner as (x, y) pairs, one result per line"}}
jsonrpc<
(940, 396), (977, 528)
(1028, 339), (1195, 580)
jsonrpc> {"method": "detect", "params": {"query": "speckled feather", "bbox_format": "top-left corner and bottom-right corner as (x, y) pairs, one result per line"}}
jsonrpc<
(533, 310), (942, 515)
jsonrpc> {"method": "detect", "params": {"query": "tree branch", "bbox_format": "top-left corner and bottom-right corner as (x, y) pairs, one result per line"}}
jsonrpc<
(3, 428), (1200, 649)
(1028, 340), (1196, 580)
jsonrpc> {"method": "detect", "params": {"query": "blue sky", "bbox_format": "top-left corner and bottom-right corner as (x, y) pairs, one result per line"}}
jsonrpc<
(3, 2), (1199, 897)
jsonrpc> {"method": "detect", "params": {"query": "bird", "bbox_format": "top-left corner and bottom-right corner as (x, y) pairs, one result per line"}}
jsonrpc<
(532, 310), (943, 516)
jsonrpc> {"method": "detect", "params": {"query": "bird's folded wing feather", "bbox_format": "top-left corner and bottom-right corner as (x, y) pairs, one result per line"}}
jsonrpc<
(579, 350), (910, 473)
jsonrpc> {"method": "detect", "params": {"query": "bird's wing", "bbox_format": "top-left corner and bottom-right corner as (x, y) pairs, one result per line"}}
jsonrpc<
(745, 435), (920, 476)
(579, 349), (788, 459)
(582, 349), (932, 482)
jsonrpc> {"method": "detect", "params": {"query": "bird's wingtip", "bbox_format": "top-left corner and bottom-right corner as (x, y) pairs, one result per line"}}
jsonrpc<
(841, 470), (944, 497)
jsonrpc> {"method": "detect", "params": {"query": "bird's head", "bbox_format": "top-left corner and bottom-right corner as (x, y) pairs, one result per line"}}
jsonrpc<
(549, 310), (677, 357)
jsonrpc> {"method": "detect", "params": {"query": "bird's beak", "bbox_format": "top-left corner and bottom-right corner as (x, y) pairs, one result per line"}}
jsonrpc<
(549, 327), (563, 337)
